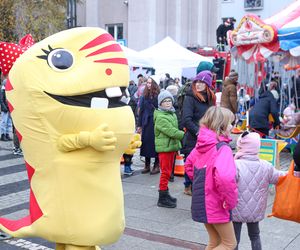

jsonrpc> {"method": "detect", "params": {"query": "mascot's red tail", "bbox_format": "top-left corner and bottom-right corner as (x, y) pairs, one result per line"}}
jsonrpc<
(0, 162), (43, 237)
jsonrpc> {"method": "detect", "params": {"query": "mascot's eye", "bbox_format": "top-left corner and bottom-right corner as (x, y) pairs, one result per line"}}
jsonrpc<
(47, 49), (74, 71)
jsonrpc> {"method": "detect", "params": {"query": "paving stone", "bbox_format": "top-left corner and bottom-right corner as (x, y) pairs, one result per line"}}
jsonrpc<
(102, 235), (145, 250)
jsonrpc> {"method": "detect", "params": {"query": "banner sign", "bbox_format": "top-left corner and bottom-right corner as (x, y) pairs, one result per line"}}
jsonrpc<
(259, 139), (277, 166)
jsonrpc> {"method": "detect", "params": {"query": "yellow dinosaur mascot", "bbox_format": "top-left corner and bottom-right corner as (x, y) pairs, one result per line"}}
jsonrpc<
(0, 27), (139, 250)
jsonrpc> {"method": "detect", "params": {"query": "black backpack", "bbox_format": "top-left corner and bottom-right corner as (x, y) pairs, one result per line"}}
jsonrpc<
(177, 81), (191, 117)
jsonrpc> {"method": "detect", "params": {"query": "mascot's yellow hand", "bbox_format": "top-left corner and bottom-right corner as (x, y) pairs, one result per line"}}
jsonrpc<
(124, 133), (142, 155)
(80, 124), (117, 152)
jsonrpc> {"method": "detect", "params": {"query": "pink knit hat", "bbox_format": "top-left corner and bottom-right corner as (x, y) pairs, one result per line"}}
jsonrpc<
(283, 104), (296, 117)
(235, 132), (261, 159)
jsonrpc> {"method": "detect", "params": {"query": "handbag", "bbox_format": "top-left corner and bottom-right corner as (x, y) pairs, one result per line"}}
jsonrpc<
(268, 161), (300, 223)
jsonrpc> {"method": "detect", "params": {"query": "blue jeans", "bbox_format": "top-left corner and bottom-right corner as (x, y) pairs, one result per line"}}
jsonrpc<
(0, 112), (11, 135)
(184, 173), (192, 188)
(183, 153), (192, 188)
(233, 222), (262, 250)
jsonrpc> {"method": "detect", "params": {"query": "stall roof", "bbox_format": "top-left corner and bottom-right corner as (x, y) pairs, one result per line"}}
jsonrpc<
(139, 37), (211, 69)
(120, 45), (152, 68)
(276, 1), (300, 57)
(265, 1), (300, 29)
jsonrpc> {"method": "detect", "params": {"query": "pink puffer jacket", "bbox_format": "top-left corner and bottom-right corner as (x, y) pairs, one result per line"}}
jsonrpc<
(185, 126), (238, 224)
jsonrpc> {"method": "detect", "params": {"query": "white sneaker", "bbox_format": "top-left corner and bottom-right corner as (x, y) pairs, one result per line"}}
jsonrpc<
(13, 148), (23, 156)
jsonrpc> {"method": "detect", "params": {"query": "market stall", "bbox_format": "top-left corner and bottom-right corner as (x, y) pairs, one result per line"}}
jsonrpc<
(229, 1), (300, 141)
(139, 36), (211, 79)
(120, 45), (153, 80)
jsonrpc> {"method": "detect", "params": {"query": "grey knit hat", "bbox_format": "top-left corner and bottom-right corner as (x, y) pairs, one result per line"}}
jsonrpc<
(158, 90), (174, 105)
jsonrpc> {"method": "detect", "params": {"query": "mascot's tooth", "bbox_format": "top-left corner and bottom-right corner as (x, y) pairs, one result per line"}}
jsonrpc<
(91, 97), (109, 109)
(120, 95), (130, 105)
(105, 87), (122, 98)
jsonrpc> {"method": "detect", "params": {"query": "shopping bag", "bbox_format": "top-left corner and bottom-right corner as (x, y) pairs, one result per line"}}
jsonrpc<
(268, 161), (300, 223)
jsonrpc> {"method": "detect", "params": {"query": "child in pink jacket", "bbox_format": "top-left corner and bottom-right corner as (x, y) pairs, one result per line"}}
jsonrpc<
(185, 106), (238, 250)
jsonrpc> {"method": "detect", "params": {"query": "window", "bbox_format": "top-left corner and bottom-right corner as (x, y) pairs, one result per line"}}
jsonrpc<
(105, 24), (123, 39)
(244, 0), (263, 10)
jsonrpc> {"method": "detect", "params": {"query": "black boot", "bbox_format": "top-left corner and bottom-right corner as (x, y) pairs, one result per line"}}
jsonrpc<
(157, 190), (176, 208)
(141, 163), (150, 174)
(169, 172), (174, 182)
(5, 134), (12, 141)
(1, 134), (8, 141)
(166, 189), (177, 203)
(150, 160), (160, 175)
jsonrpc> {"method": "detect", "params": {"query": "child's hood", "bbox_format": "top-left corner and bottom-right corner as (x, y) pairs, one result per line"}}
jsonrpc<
(195, 126), (231, 153)
(154, 109), (173, 121)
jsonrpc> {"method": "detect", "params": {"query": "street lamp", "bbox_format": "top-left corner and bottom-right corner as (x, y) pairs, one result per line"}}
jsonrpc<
(67, 0), (77, 28)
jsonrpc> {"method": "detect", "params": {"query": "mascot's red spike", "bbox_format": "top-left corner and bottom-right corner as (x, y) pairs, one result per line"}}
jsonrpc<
(86, 44), (122, 57)
(0, 34), (34, 76)
(79, 33), (114, 51)
(94, 57), (128, 65)
(5, 78), (13, 91)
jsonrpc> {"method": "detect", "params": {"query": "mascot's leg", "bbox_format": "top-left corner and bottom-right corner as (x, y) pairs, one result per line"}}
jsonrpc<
(56, 244), (101, 250)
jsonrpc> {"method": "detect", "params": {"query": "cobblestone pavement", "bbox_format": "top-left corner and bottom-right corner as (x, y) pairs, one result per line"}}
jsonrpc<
(0, 134), (296, 249)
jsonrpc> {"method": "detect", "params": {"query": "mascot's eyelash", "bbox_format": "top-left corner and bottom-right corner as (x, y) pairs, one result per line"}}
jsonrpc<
(37, 45), (55, 60)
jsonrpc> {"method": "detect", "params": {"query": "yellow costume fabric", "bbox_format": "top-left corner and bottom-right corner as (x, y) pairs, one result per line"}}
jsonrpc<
(0, 27), (136, 249)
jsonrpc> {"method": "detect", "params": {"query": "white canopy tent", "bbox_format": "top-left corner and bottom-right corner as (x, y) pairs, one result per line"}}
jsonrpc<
(120, 45), (153, 81)
(139, 37), (212, 79)
(120, 45), (152, 68)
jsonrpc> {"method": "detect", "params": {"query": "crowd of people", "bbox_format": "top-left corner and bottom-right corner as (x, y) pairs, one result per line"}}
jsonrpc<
(1, 59), (300, 249)
(122, 59), (300, 249)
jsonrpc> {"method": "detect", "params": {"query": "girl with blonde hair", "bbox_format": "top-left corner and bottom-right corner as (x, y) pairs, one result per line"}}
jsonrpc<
(185, 106), (238, 250)
(181, 70), (216, 195)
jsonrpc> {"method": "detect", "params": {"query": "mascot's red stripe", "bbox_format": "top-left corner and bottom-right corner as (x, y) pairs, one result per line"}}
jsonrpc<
(86, 44), (122, 57)
(80, 33), (114, 51)
(5, 78), (13, 91)
(94, 58), (128, 65)
(15, 129), (22, 142)
(7, 100), (14, 113)
(0, 163), (43, 231)
(25, 162), (34, 181)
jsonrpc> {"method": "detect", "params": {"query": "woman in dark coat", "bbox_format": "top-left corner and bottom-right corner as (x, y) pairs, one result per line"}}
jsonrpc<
(137, 76), (160, 174)
(249, 90), (280, 137)
(181, 71), (216, 195)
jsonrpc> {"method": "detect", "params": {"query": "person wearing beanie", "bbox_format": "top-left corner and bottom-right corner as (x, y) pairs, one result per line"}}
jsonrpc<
(196, 61), (219, 75)
(154, 90), (184, 208)
(220, 71), (239, 114)
(266, 81), (280, 101)
(276, 104), (300, 137)
(233, 131), (283, 250)
(181, 70), (216, 196)
(166, 84), (178, 96)
(249, 88), (280, 137)
(196, 61), (219, 90)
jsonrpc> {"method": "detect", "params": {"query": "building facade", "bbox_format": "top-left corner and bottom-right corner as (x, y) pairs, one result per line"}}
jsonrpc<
(220, 0), (296, 25)
(76, 0), (219, 51)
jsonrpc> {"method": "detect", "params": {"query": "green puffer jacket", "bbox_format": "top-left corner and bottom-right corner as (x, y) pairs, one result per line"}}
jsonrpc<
(154, 109), (184, 153)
